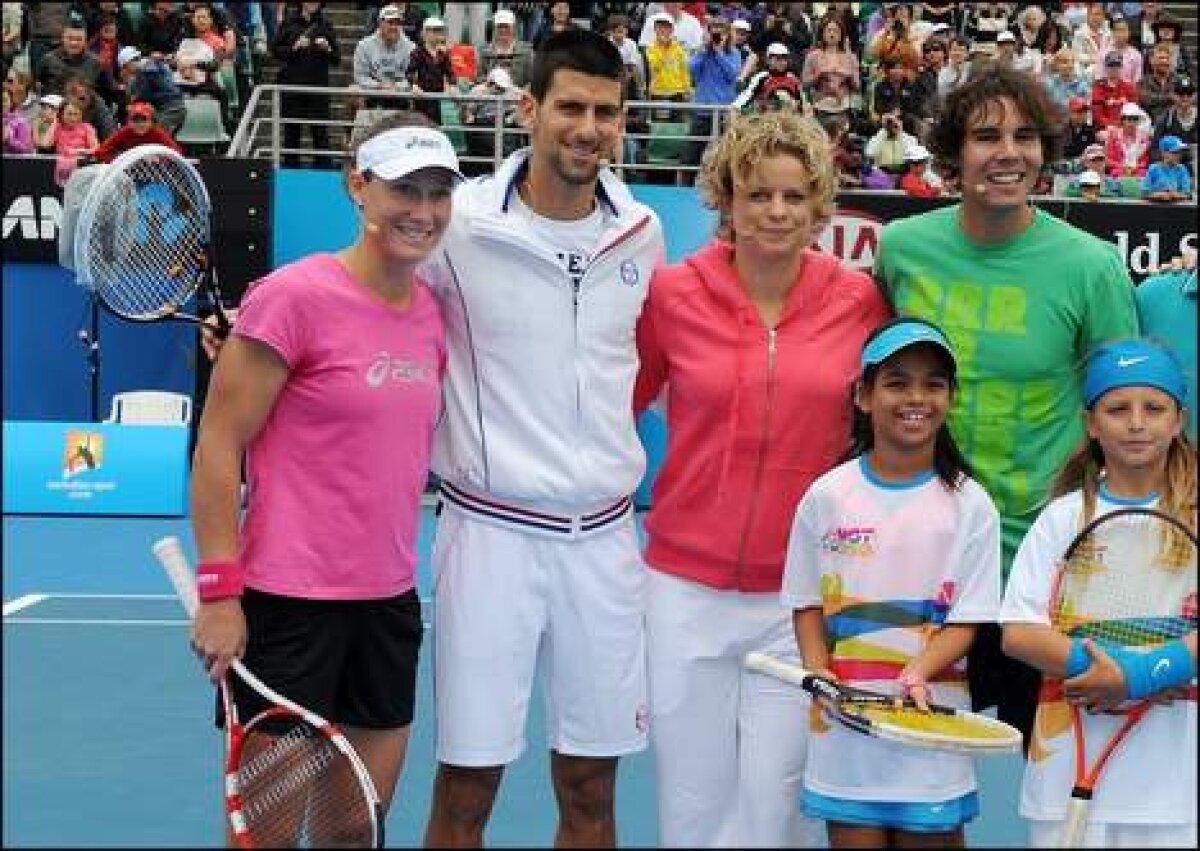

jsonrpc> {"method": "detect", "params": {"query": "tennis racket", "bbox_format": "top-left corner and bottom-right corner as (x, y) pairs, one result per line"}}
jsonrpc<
(1049, 506), (1197, 848)
(151, 536), (383, 848)
(71, 144), (230, 336)
(744, 651), (1022, 754)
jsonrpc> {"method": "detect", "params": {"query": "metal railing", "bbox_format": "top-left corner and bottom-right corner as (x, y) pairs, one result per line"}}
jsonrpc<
(224, 83), (736, 179)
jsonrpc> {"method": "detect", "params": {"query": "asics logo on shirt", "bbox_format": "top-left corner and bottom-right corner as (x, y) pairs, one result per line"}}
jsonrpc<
(366, 352), (437, 388)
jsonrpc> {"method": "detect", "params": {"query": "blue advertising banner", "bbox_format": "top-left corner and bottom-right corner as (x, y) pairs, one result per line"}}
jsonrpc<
(270, 172), (1195, 280)
(3, 421), (190, 516)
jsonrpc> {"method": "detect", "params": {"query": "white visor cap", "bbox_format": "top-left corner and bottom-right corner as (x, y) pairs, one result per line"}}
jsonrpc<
(356, 126), (463, 182)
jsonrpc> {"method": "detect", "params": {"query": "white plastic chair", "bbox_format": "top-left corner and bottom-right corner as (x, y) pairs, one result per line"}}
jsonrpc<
(105, 391), (193, 426)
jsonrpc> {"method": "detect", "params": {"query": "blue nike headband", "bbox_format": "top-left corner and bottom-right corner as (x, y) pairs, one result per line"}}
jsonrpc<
(1082, 339), (1187, 408)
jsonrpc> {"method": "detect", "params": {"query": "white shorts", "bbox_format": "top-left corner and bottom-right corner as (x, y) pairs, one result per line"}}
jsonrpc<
(646, 568), (824, 848)
(431, 504), (649, 767)
(1027, 818), (1197, 848)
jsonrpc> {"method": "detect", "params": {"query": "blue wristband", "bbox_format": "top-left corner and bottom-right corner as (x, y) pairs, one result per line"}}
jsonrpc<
(1111, 640), (1197, 701)
(1065, 637), (1092, 678)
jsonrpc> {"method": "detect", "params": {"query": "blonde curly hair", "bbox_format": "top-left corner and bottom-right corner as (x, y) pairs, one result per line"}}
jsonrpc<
(697, 111), (837, 224)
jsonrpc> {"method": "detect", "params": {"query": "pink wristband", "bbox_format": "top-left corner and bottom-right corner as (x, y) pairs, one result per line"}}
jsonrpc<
(196, 560), (244, 602)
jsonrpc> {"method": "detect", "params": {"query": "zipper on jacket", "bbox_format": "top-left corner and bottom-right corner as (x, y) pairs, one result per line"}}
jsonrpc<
(572, 276), (582, 425)
(568, 214), (652, 432)
(734, 326), (777, 586)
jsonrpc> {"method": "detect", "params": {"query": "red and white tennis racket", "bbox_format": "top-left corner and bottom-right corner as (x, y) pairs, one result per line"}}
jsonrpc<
(1048, 507), (1197, 847)
(152, 536), (383, 848)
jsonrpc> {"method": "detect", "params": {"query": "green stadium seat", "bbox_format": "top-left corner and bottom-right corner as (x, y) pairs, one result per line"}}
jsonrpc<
(122, 3), (145, 32)
(176, 95), (230, 154)
(439, 98), (468, 155)
(218, 61), (240, 116)
(1117, 175), (1145, 199)
(645, 121), (688, 165)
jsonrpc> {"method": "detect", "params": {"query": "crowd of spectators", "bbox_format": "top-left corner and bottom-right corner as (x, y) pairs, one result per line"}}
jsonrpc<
(3, 1), (274, 170)
(3, 2), (1197, 201)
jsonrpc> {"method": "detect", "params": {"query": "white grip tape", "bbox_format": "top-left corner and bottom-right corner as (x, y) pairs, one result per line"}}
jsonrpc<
(1059, 798), (1090, 847)
(744, 651), (812, 688)
(152, 535), (199, 618)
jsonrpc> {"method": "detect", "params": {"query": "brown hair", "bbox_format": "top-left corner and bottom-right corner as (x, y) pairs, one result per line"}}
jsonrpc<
(1052, 418), (1197, 548)
(926, 65), (1065, 180)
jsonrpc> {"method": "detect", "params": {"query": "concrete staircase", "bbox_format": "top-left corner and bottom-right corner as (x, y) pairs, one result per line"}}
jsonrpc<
(250, 5), (383, 159)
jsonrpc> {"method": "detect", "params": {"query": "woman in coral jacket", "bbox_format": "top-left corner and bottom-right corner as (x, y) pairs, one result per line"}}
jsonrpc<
(634, 108), (892, 849)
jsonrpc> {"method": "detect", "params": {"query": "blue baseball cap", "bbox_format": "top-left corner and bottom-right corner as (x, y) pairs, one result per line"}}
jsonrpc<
(1082, 339), (1187, 408)
(861, 319), (956, 371)
(1159, 135), (1186, 153)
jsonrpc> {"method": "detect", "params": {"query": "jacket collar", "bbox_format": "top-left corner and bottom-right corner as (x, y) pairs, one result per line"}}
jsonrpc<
(491, 147), (624, 220)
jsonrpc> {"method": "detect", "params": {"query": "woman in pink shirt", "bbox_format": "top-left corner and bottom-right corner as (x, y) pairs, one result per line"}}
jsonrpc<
(51, 97), (97, 184)
(635, 110), (891, 847)
(802, 14), (860, 113)
(189, 112), (461, 829)
(1108, 17), (1142, 85)
(188, 4), (236, 61)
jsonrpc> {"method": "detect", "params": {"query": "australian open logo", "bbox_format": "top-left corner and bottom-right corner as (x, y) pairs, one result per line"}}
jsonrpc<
(62, 430), (103, 479)
(619, 260), (639, 287)
(366, 351), (436, 388)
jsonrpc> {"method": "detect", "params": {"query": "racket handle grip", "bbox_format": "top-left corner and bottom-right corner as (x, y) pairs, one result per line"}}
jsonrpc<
(1058, 798), (1090, 847)
(744, 652), (816, 689)
(211, 306), (231, 339)
(152, 535), (199, 618)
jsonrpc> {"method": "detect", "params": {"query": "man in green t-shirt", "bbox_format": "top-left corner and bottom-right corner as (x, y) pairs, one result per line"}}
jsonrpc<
(874, 66), (1138, 750)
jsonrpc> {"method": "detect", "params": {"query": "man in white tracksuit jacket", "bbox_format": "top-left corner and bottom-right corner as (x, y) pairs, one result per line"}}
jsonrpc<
(418, 28), (666, 848)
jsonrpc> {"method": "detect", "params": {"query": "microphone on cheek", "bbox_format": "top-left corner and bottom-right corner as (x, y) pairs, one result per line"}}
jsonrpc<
(973, 182), (988, 196)
(357, 200), (383, 235)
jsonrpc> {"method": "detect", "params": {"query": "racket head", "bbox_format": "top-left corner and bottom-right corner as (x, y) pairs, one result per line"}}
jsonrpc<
(73, 144), (213, 321)
(224, 695), (383, 849)
(1051, 507), (1197, 651)
(149, 539), (383, 848)
(833, 698), (1023, 754)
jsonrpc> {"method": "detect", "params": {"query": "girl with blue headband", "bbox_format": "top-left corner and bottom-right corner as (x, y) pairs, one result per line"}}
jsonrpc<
(1000, 338), (1197, 848)
(782, 317), (1003, 846)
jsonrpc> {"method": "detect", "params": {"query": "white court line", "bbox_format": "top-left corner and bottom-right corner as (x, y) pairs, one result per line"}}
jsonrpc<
(2, 591), (435, 628)
(4, 618), (188, 626)
(3, 594), (48, 617)
(6, 617), (435, 628)
(40, 592), (178, 600)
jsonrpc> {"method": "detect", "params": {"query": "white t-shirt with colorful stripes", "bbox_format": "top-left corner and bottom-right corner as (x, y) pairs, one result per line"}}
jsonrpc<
(782, 456), (1002, 803)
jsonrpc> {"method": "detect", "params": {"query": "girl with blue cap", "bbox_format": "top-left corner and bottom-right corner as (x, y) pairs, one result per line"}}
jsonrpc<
(781, 316), (1004, 847)
(1000, 337), (1197, 848)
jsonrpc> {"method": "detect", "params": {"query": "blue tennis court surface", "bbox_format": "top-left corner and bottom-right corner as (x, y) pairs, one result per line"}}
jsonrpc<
(3, 511), (1027, 847)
